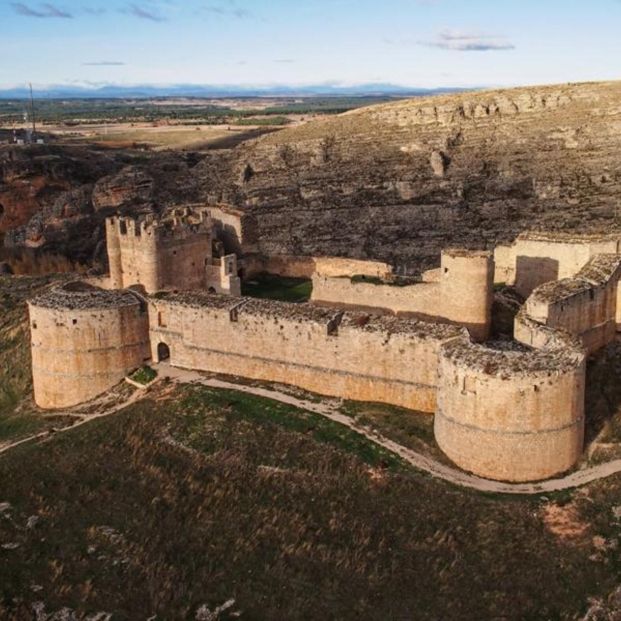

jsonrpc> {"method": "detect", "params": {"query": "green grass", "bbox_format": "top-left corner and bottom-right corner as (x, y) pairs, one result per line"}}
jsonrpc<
(177, 385), (402, 470)
(241, 274), (312, 303)
(339, 400), (452, 464)
(129, 366), (157, 386)
(0, 275), (64, 443)
(0, 382), (620, 619)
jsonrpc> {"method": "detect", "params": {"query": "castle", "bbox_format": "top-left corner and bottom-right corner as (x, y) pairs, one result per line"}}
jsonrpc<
(27, 207), (621, 483)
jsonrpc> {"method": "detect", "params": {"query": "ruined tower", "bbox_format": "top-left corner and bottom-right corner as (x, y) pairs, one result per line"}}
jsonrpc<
(105, 208), (240, 295)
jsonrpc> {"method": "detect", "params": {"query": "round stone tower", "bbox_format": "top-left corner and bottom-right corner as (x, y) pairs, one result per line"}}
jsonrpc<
(28, 282), (151, 409)
(435, 337), (585, 482)
(440, 249), (494, 342)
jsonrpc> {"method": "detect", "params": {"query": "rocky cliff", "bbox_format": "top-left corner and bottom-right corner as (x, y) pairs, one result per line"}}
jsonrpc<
(1, 147), (202, 265)
(195, 80), (621, 269)
(3, 81), (621, 271)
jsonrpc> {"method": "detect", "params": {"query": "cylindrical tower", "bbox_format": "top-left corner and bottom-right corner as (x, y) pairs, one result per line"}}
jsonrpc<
(105, 217), (123, 289)
(29, 282), (151, 409)
(440, 250), (494, 342)
(435, 337), (585, 482)
(133, 220), (162, 294)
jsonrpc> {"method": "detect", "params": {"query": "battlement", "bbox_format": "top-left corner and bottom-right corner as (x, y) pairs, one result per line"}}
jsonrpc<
(104, 205), (236, 294)
(106, 209), (211, 243)
(30, 281), (142, 311)
(29, 231), (621, 484)
(311, 249), (494, 341)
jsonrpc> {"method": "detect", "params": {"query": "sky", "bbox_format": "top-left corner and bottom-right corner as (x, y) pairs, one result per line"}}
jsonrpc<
(1, 0), (620, 90)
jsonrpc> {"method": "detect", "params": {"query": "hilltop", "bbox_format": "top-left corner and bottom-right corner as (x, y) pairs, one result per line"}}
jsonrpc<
(195, 80), (621, 268)
(2, 80), (621, 272)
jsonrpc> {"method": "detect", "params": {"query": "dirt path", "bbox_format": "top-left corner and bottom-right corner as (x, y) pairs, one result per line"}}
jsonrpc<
(163, 365), (621, 496)
(0, 387), (142, 456)
(4, 365), (621, 496)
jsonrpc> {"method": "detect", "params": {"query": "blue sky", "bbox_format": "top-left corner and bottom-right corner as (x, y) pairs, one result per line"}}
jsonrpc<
(1, 0), (620, 89)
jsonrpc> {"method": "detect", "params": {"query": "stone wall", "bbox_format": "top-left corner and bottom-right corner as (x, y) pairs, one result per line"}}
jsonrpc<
(311, 274), (439, 316)
(209, 204), (259, 256)
(515, 254), (621, 354)
(435, 337), (585, 482)
(241, 254), (392, 280)
(494, 232), (621, 297)
(149, 292), (464, 412)
(105, 211), (240, 295)
(436, 248), (621, 482)
(311, 250), (494, 341)
(29, 283), (150, 409)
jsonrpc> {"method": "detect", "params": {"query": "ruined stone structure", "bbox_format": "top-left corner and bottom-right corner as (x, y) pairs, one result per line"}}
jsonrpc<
(494, 231), (621, 297)
(28, 282), (151, 409)
(149, 293), (462, 412)
(311, 250), (494, 341)
(436, 248), (621, 481)
(105, 207), (241, 296)
(28, 231), (621, 483)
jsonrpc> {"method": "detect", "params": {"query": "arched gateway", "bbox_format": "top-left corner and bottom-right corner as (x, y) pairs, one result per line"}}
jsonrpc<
(157, 342), (171, 362)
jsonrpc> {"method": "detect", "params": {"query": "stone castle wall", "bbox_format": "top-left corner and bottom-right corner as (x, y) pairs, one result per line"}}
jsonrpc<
(149, 292), (464, 412)
(106, 215), (212, 293)
(106, 212), (240, 295)
(209, 205), (259, 256)
(436, 247), (621, 482)
(29, 283), (150, 409)
(494, 231), (621, 297)
(311, 250), (494, 341)
(515, 254), (621, 354)
(435, 337), (585, 482)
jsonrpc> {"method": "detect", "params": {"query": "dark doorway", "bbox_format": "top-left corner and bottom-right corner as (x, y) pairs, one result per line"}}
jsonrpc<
(157, 342), (170, 362)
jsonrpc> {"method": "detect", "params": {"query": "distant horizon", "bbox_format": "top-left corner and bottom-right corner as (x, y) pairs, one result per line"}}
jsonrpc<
(2, 1), (620, 92)
(0, 81), (481, 100)
(1, 77), (619, 101)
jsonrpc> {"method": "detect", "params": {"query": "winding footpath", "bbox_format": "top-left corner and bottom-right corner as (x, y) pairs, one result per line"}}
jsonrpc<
(4, 364), (621, 496)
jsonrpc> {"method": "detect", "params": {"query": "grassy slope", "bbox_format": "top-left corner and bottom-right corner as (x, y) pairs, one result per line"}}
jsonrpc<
(1, 383), (620, 620)
(0, 275), (61, 443)
(1, 277), (621, 618)
(241, 274), (312, 303)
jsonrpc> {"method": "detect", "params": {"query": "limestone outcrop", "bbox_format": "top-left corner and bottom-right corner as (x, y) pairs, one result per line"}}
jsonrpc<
(192, 80), (621, 270)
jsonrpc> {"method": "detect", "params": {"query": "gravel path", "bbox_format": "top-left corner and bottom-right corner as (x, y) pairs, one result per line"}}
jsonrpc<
(3, 365), (621, 496)
(164, 365), (621, 496)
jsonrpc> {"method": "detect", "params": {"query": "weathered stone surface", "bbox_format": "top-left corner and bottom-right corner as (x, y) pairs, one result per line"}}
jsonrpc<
(92, 166), (154, 211)
(192, 80), (621, 270)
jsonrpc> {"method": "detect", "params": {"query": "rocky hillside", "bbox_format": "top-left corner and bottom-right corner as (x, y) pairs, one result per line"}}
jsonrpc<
(3, 81), (621, 271)
(197, 80), (621, 269)
(0, 146), (203, 265)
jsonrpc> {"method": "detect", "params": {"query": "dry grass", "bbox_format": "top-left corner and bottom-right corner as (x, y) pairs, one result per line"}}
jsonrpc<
(47, 123), (275, 151)
(0, 382), (618, 620)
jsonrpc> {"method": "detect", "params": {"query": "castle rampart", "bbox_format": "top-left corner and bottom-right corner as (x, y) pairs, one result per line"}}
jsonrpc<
(494, 231), (621, 297)
(28, 282), (150, 409)
(435, 337), (585, 482)
(311, 250), (494, 341)
(515, 254), (621, 354)
(105, 209), (240, 296)
(208, 204), (259, 256)
(436, 248), (621, 481)
(149, 292), (464, 412)
(28, 230), (621, 483)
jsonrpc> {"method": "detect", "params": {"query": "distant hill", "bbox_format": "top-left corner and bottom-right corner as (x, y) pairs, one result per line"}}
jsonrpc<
(0, 83), (476, 100)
